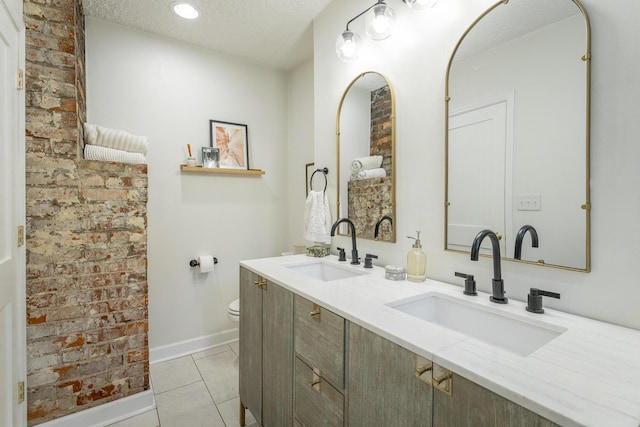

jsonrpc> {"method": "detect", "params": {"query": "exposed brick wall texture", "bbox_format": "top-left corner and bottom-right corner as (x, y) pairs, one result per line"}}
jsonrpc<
(370, 85), (392, 176)
(24, 0), (149, 424)
(348, 177), (393, 241)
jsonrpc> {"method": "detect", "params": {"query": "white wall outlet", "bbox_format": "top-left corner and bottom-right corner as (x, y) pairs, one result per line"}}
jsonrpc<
(517, 194), (541, 211)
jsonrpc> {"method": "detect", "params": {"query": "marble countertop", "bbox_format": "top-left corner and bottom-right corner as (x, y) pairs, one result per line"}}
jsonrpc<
(240, 254), (640, 427)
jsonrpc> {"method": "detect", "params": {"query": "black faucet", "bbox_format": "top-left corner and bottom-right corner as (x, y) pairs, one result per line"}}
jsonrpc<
(374, 215), (393, 239)
(514, 225), (539, 260)
(331, 218), (360, 265)
(470, 230), (507, 304)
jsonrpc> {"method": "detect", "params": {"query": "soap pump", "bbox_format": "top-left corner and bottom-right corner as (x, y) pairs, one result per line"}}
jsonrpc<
(406, 231), (427, 282)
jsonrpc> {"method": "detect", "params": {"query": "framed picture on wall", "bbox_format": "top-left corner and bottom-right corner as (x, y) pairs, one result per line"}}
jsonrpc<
(202, 147), (219, 168)
(209, 119), (249, 170)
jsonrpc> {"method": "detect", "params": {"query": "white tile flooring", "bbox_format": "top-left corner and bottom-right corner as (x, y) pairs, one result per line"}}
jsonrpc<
(108, 341), (258, 427)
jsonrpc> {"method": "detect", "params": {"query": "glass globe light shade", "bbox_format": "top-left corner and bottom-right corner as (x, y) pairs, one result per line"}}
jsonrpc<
(403, 0), (438, 10)
(336, 30), (362, 61)
(365, 3), (395, 40)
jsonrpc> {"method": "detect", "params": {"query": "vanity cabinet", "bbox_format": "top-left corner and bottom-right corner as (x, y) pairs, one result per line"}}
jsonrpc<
(239, 267), (294, 427)
(347, 322), (433, 427)
(293, 295), (346, 426)
(239, 265), (562, 427)
(432, 371), (559, 427)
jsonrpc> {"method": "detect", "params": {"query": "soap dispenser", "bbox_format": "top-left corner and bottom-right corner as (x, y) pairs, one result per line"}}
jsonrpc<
(407, 231), (427, 282)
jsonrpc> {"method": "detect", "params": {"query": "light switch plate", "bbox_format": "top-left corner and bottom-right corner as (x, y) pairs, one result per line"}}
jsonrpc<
(517, 194), (541, 211)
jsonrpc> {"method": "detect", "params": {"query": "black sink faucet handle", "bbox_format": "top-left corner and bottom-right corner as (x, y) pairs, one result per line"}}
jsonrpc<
(364, 254), (378, 269)
(337, 247), (346, 262)
(526, 288), (560, 314)
(455, 272), (477, 296)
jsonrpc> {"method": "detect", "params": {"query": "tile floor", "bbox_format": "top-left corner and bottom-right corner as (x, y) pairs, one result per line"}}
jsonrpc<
(108, 341), (258, 427)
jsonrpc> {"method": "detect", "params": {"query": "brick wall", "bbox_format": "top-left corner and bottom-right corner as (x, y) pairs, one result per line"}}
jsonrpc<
(24, 0), (149, 424)
(348, 177), (393, 241)
(370, 85), (392, 176)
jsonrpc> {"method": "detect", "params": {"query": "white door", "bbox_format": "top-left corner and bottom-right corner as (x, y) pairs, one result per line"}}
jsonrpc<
(0, 1), (26, 426)
(447, 97), (513, 256)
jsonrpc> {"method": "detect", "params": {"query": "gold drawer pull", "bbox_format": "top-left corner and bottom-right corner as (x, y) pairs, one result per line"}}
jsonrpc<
(433, 372), (452, 385)
(414, 356), (432, 384)
(311, 368), (321, 392)
(254, 278), (267, 290)
(415, 364), (432, 377)
(432, 364), (453, 396)
(309, 303), (321, 322)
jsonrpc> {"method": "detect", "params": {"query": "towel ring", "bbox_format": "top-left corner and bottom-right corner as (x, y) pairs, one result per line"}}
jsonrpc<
(310, 167), (329, 192)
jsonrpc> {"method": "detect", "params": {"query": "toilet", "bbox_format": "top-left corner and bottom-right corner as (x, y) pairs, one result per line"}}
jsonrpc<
(228, 298), (240, 322)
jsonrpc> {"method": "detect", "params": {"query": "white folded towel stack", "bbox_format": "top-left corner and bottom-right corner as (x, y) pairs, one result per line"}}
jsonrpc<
(303, 190), (332, 244)
(351, 155), (382, 172)
(83, 123), (148, 165)
(357, 168), (387, 179)
(84, 144), (146, 164)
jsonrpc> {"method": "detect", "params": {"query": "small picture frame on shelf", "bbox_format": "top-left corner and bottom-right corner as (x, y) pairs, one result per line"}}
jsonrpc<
(202, 147), (219, 168)
(210, 119), (249, 170)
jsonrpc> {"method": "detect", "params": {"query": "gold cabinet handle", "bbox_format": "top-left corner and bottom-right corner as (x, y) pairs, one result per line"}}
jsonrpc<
(415, 364), (432, 377)
(311, 368), (321, 392)
(309, 303), (321, 322)
(495, 232), (503, 240)
(432, 364), (453, 396)
(415, 356), (432, 384)
(433, 372), (452, 385)
(254, 278), (267, 290)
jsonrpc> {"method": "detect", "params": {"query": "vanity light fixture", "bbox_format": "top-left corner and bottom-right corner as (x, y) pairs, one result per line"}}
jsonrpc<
(336, 0), (437, 61)
(172, 2), (200, 20)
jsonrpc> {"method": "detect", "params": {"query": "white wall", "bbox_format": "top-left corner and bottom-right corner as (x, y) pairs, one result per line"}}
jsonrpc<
(313, 0), (640, 330)
(287, 59), (316, 248)
(85, 18), (291, 356)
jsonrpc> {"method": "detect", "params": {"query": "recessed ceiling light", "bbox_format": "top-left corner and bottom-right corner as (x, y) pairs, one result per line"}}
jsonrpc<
(172, 3), (199, 20)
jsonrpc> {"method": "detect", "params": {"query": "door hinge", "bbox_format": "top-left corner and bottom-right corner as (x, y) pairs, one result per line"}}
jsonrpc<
(16, 69), (24, 90)
(17, 381), (24, 403)
(17, 226), (24, 247)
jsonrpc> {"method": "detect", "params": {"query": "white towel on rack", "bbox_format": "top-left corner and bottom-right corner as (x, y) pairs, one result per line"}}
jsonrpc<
(351, 155), (382, 172)
(304, 190), (332, 244)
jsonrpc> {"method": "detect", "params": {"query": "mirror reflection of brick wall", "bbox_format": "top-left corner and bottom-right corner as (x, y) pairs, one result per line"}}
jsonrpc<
(347, 85), (393, 240)
(348, 177), (393, 240)
(370, 85), (392, 176)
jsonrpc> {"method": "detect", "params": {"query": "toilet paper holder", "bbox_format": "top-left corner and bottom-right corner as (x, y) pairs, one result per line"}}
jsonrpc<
(189, 258), (218, 267)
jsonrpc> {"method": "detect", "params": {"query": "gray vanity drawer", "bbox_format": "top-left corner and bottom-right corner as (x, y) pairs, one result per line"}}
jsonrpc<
(294, 357), (344, 427)
(294, 294), (345, 390)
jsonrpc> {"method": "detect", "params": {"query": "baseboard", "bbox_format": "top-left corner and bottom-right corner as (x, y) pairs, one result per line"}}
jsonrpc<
(36, 389), (155, 427)
(149, 327), (239, 364)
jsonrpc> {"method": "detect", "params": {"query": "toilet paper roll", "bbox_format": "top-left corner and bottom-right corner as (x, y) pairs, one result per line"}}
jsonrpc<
(198, 256), (216, 273)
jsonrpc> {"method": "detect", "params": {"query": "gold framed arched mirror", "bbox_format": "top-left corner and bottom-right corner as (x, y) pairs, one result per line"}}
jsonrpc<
(445, 0), (591, 271)
(337, 71), (396, 242)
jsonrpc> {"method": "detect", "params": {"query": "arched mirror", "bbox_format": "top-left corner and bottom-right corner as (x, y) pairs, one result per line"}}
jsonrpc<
(337, 72), (396, 242)
(445, 0), (591, 271)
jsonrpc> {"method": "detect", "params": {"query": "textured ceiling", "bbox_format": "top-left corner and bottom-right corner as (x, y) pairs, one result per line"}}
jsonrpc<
(82, 0), (333, 71)
(455, 0), (581, 60)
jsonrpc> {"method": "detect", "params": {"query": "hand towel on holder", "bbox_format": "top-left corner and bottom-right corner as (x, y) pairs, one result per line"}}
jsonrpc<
(303, 190), (332, 244)
(351, 155), (383, 172)
(357, 168), (386, 179)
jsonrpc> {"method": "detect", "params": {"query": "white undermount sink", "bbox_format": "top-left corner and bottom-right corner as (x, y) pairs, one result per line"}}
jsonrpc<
(286, 261), (367, 282)
(387, 293), (566, 356)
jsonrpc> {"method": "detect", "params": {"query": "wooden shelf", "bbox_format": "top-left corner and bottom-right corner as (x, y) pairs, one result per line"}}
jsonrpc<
(180, 165), (265, 175)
